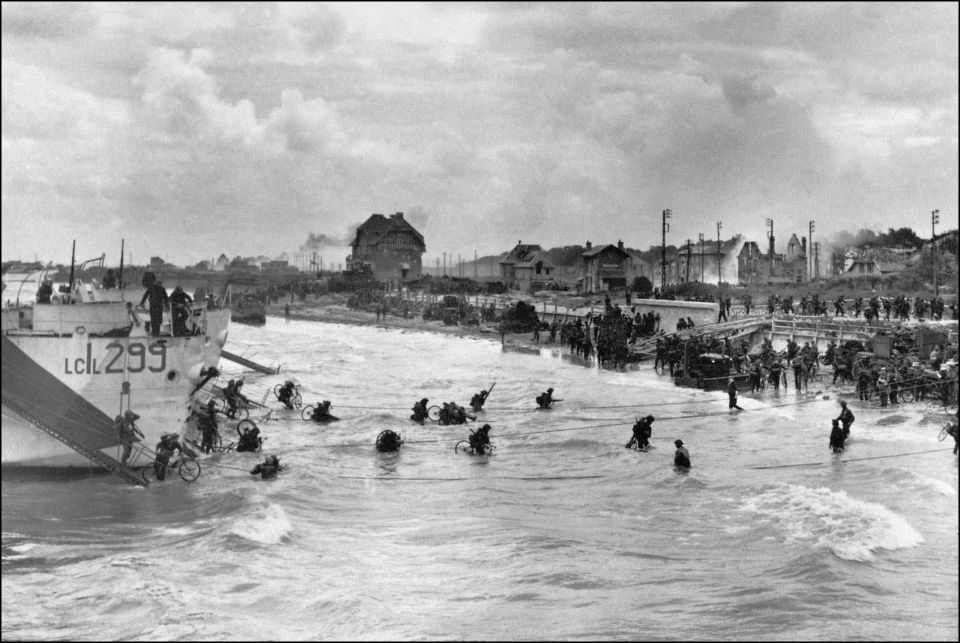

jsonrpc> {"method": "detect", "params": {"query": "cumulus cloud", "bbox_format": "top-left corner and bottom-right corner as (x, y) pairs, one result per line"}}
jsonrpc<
(1, 2), (97, 39)
(1, 2), (957, 266)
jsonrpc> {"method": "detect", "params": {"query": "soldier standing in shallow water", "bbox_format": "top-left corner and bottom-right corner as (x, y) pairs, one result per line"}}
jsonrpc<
(728, 378), (743, 410)
(674, 439), (691, 469)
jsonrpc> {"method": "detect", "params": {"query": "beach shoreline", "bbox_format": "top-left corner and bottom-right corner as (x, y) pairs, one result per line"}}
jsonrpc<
(264, 297), (550, 351)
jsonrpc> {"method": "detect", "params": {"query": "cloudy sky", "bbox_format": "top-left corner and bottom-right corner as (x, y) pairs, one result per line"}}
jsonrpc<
(2, 2), (957, 267)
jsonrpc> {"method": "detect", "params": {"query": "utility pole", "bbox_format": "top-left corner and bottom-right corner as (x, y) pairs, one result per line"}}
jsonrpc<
(808, 220), (815, 282)
(698, 233), (704, 282)
(474, 250), (477, 280)
(443, 252), (446, 276)
(661, 209), (671, 292)
(685, 238), (691, 283)
(436, 257), (440, 275)
(814, 242), (821, 290)
(716, 221), (723, 287)
(932, 209), (940, 297)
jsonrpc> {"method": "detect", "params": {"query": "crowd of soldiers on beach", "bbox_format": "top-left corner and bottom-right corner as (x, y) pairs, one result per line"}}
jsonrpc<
(647, 325), (959, 406)
(757, 292), (956, 321)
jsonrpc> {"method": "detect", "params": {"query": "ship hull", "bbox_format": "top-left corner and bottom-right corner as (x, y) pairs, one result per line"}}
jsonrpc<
(1, 309), (230, 468)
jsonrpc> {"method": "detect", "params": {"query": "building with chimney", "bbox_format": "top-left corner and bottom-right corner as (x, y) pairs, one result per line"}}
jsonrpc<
(580, 240), (632, 293)
(346, 212), (426, 287)
(737, 229), (808, 285)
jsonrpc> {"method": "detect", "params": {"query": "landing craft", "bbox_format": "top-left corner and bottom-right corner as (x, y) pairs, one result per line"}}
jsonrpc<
(1, 249), (230, 471)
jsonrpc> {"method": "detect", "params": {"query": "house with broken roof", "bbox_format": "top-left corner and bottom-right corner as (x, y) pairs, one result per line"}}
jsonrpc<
(499, 242), (556, 292)
(346, 212), (426, 288)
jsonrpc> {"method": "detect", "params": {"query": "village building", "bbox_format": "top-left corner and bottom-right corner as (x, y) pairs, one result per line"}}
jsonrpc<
(676, 240), (724, 284)
(346, 212), (426, 288)
(213, 253), (230, 272)
(845, 256), (908, 277)
(499, 242), (556, 291)
(579, 240), (631, 293)
(738, 232), (808, 285)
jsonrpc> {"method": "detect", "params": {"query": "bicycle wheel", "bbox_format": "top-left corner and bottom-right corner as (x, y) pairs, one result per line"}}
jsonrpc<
(273, 383), (283, 399)
(454, 439), (471, 454)
(178, 459), (201, 482)
(427, 405), (441, 423)
(293, 392), (302, 409)
(139, 465), (156, 484)
(237, 419), (258, 433)
(301, 405), (315, 421)
(899, 387), (914, 403)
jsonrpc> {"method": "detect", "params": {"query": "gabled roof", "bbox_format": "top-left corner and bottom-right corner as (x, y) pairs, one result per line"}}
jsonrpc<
(515, 250), (555, 269)
(353, 212), (425, 249)
(738, 241), (762, 257)
(582, 244), (630, 259)
(500, 243), (543, 265)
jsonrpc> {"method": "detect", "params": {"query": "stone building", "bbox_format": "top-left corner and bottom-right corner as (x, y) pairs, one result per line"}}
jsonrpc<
(737, 232), (808, 285)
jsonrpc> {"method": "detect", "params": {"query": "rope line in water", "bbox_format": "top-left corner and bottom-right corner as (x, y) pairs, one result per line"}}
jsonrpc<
(746, 447), (953, 470)
(336, 474), (605, 481)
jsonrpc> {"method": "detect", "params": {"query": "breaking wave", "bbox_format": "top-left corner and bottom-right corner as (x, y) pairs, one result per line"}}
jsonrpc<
(228, 500), (292, 546)
(741, 484), (923, 562)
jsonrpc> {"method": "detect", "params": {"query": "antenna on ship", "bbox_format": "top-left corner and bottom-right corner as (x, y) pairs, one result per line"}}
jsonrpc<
(119, 238), (125, 290)
(68, 240), (76, 298)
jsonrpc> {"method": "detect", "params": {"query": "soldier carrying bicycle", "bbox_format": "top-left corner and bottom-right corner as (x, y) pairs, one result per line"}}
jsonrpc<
(198, 399), (220, 454)
(154, 433), (196, 481)
(276, 380), (297, 410)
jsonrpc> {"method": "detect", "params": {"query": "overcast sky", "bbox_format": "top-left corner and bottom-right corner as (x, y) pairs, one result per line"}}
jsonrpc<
(2, 2), (957, 267)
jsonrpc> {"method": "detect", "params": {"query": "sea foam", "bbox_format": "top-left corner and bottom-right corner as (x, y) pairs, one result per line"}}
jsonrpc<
(229, 501), (293, 545)
(741, 484), (924, 562)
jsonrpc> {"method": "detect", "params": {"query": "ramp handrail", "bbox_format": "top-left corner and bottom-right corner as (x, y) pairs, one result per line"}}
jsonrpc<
(6, 395), (147, 486)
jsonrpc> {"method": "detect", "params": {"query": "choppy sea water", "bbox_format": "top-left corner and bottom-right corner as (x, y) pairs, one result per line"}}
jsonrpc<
(2, 317), (957, 641)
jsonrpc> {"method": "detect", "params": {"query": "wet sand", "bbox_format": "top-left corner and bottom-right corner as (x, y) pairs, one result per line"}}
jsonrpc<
(264, 295), (544, 351)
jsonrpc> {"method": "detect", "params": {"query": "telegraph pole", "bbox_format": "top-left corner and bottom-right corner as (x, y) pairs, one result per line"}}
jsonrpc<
(698, 233), (704, 282)
(716, 222), (723, 287)
(808, 220), (815, 282)
(661, 209), (671, 292)
(814, 242), (821, 291)
(932, 209), (940, 297)
(685, 238), (691, 283)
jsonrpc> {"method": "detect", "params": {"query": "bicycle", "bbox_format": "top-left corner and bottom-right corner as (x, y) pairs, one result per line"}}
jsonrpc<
(214, 396), (249, 421)
(141, 454), (201, 483)
(454, 440), (495, 455)
(273, 383), (302, 409)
